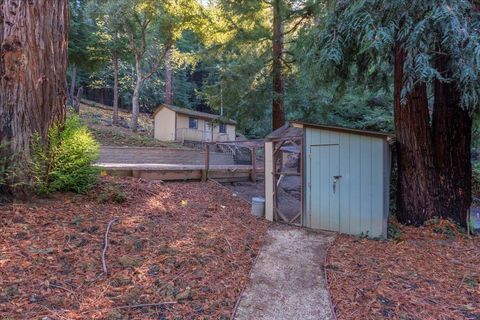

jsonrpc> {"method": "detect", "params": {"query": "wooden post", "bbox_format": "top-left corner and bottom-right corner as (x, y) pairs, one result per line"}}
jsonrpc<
(202, 144), (210, 181)
(251, 147), (257, 182)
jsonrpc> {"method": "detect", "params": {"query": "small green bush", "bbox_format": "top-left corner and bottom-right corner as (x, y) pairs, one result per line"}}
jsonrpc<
(31, 115), (100, 194)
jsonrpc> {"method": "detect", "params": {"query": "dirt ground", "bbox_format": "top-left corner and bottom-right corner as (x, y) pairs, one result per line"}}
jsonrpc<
(234, 224), (336, 320)
(327, 220), (480, 320)
(0, 178), (269, 319)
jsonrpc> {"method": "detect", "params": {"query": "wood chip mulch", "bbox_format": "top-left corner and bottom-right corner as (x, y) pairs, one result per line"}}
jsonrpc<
(0, 177), (269, 319)
(327, 220), (480, 320)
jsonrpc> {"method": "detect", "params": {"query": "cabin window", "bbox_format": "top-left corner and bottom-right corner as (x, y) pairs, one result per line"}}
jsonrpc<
(219, 123), (227, 133)
(189, 117), (198, 129)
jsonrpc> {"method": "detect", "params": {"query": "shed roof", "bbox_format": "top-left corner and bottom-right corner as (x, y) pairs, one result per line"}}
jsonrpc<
(266, 122), (395, 144)
(265, 123), (303, 140)
(153, 104), (237, 125)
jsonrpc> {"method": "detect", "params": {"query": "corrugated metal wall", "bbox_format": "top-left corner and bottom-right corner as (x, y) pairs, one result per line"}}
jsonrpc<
(305, 127), (389, 238)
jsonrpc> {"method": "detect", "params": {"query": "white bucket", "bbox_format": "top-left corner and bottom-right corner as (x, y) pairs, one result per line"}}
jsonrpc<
(251, 197), (265, 218)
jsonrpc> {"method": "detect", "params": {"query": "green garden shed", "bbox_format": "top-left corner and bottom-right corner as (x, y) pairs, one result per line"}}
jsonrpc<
(265, 122), (393, 238)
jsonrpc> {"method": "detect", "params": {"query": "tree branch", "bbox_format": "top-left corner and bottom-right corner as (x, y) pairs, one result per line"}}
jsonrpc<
(101, 219), (117, 275)
(143, 43), (172, 81)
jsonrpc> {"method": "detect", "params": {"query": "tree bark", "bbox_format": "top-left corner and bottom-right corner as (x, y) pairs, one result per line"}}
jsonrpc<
(74, 86), (83, 113)
(0, 0), (68, 161)
(130, 55), (142, 132)
(432, 54), (472, 226)
(164, 47), (173, 105)
(69, 64), (77, 108)
(394, 44), (439, 225)
(272, 0), (285, 130)
(112, 47), (119, 125)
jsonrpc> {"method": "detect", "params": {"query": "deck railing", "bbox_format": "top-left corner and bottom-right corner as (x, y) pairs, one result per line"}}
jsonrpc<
(176, 128), (229, 143)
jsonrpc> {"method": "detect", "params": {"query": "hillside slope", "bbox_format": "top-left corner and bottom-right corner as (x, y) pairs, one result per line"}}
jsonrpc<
(78, 101), (183, 148)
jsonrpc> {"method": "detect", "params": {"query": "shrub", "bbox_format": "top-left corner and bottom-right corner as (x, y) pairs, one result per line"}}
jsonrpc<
(31, 115), (100, 194)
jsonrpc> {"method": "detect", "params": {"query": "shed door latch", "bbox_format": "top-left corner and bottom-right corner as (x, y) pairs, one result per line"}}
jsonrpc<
(333, 175), (342, 194)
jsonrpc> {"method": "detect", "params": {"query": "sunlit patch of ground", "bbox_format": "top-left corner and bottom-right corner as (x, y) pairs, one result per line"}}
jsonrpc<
(0, 177), (269, 319)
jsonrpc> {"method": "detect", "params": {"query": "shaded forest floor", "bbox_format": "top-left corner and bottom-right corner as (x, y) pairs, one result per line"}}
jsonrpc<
(327, 220), (480, 320)
(79, 102), (184, 148)
(0, 178), (269, 319)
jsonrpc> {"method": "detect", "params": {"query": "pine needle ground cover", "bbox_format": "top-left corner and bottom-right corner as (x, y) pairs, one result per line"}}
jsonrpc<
(0, 178), (268, 319)
(327, 221), (480, 320)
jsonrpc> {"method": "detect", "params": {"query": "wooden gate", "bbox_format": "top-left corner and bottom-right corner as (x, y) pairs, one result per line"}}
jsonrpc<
(266, 136), (304, 226)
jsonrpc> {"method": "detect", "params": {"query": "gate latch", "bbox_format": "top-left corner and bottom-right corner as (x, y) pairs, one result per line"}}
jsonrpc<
(333, 175), (342, 194)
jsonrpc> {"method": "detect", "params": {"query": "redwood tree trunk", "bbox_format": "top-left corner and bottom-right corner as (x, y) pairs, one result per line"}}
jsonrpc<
(394, 44), (439, 225)
(112, 48), (119, 125)
(164, 47), (173, 105)
(272, 0), (285, 130)
(432, 54), (472, 226)
(0, 0), (68, 161)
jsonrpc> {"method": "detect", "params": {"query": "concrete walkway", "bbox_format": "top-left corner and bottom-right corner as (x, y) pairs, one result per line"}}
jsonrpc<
(234, 224), (336, 320)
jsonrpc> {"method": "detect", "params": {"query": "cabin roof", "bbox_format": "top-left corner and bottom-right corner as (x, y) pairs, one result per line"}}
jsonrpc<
(154, 104), (237, 125)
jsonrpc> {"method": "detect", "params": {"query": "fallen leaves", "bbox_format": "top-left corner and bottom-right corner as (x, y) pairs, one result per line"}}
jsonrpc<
(0, 177), (269, 319)
(327, 220), (480, 320)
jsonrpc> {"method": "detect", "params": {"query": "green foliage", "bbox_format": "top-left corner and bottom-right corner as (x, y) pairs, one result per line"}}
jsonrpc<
(77, 0), (397, 137)
(307, 0), (480, 111)
(387, 223), (402, 241)
(472, 161), (480, 199)
(31, 116), (100, 194)
(0, 143), (33, 195)
(69, 0), (104, 70)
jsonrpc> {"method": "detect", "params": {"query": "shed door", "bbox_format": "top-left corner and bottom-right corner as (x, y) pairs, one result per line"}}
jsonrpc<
(308, 145), (341, 231)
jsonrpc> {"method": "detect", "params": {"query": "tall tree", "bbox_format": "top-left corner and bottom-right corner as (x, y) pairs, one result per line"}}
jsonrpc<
(0, 0), (69, 184)
(272, 0), (285, 129)
(87, 0), (129, 125)
(213, 0), (317, 131)
(164, 47), (174, 105)
(69, 0), (98, 111)
(307, 0), (480, 225)
(109, 0), (201, 131)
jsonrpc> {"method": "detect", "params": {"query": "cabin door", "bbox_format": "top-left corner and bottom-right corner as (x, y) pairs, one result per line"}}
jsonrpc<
(204, 122), (213, 142)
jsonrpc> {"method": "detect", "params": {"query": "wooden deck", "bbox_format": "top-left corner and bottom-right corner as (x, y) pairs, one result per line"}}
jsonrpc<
(97, 146), (264, 182)
(97, 163), (264, 182)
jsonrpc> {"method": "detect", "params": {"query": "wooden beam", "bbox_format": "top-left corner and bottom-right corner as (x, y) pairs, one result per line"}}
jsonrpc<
(273, 140), (286, 156)
(202, 144), (210, 181)
(274, 208), (289, 222)
(274, 172), (301, 176)
(250, 147), (257, 182)
(265, 141), (275, 222)
(289, 211), (302, 224)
